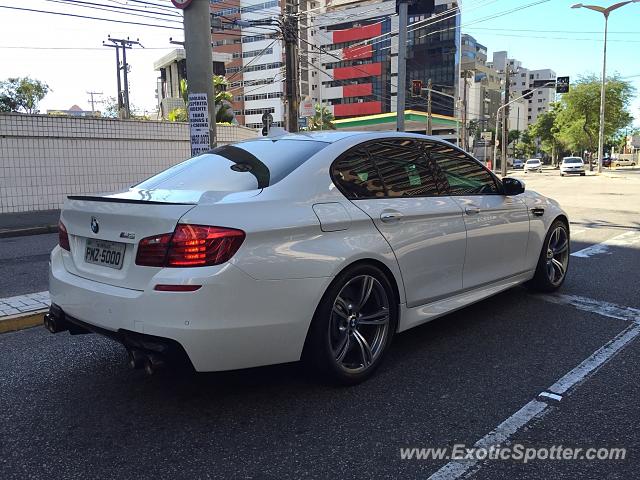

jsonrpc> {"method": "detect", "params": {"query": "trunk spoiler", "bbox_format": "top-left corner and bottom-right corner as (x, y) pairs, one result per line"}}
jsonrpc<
(67, 188), (202, 205)
(67, 195), (197, 205)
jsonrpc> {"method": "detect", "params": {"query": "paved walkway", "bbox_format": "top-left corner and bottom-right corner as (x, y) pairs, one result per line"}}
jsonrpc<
(0, 291), (50, 317)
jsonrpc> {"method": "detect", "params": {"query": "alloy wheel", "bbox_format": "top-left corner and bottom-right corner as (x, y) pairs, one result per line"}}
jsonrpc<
(328, 275), (390, 374)
(546, 225), (569, 286)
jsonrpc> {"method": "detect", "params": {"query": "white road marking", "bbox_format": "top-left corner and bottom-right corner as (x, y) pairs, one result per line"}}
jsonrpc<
(542, 294), (640, 322)
(571, 230), (640, 258)
(427, 401), (549, 480)
(549, 323), (640, 395)
(427, 295), (640, 480)
(538, 391), (562, 402)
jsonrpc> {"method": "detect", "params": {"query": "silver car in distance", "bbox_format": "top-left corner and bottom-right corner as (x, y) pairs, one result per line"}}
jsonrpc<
(48, 132), (570, 384)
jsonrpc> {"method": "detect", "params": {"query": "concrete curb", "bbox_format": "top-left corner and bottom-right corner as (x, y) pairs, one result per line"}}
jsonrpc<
(0, 224), (59, 239)
(0, 310), (46, 334)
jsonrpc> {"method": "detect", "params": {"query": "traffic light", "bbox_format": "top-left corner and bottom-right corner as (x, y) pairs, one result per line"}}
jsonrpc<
(522, 89), (533, 100)
(556, 76), (570, 94)
(411, 80), (423, 97)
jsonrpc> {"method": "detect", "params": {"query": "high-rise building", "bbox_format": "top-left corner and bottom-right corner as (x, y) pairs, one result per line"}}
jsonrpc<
(488, 51), (556, 128)
(210, 0), (325, 129)
(311, 0), (460, 120)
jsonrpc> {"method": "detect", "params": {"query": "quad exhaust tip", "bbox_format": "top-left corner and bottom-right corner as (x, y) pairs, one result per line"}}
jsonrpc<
(127, 348), (166, 375)
(44, 313), (68, 334)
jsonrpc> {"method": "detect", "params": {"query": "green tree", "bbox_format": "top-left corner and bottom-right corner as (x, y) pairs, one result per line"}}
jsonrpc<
(514, 129), (536, 158)
(530, 104), (565, 164)
(555, 75), (634, 155)
(171, 75), (234, 123)
(306, 104), (336, 130)
(0, 77), (50, 113)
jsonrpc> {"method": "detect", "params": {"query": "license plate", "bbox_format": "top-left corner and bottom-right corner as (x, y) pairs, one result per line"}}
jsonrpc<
(85, 239), (126, 270)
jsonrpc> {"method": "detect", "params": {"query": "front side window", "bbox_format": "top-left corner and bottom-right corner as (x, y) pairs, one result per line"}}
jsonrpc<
(424, 142), (500, 195)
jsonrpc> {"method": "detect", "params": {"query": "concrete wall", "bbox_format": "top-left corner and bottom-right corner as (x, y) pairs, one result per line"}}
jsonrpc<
(0, 113), (258, 213)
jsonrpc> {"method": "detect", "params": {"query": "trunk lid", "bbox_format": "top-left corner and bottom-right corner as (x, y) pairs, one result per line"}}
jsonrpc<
(60, 189), (240, 291)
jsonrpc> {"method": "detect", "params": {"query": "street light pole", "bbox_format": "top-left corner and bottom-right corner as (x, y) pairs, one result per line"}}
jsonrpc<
(571, 1), (639, 174)
(596, 12), (609, 175)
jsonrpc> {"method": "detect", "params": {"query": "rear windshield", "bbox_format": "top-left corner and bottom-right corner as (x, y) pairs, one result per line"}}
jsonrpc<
(526, 159), (540, 164)
(563, 158), (582, 164)
(136, 139), (328, 191)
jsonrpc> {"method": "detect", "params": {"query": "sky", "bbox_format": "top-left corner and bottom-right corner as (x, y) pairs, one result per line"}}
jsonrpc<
(0, 0), (638, 126)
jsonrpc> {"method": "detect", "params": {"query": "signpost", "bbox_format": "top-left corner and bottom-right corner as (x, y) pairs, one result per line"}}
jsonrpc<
(262, 112), (274, 136)
(171, 0), (193, 9)
(300, 98), (315, 118)
(188, 93), (210, 156)
(556, 76), (570, 93)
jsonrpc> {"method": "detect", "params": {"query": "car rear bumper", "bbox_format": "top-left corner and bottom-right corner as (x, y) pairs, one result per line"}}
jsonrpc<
(49, 246), (329, 371)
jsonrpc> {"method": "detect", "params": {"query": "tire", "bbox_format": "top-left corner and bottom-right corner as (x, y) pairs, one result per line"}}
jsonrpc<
(560, 173), (564, 177)
(526, 219), (570, 292)
(303, 264), (397, 385)
(615, 163), (620, 167)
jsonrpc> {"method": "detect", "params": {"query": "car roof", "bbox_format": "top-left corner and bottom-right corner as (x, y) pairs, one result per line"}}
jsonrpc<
(526, 158), (540, 161)
(233, 131), (457, 145)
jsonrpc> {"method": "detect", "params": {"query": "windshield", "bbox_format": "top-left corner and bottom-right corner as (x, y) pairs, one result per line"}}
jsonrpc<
(527, 160), (540, 164)
(136, 139), (328, 192)
(563, 158), (582, 164)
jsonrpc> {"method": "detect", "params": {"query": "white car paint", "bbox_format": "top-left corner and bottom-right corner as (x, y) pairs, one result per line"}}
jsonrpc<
(560, 157), (585, 176)
(49, 131), (568, 372)
(524, 159), (542, 173)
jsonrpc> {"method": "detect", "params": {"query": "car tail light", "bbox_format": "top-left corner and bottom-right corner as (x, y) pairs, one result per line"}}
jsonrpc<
(58, 221), (70, 251)
(135, 232), (173, 267)
(135, 225), (245, 268)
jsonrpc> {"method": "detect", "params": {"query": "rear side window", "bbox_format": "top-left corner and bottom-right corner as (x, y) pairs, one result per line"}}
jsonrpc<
(366, 140), (442, 197)
(425, 142), (500, 195)
(331, 149), (385, 199)
(136, 139), (328, 192)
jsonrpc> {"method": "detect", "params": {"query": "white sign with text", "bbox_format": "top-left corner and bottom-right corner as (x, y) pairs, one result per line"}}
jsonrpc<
(188, 93), (211, 156)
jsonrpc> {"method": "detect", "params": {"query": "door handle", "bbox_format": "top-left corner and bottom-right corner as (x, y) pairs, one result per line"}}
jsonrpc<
(380, 211), (403, 223)
(465, 206), (481, 215)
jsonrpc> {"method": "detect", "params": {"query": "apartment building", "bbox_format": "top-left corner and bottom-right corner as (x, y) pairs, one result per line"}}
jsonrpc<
(311, 0), (460, 120)
(489, 51), (556, 127)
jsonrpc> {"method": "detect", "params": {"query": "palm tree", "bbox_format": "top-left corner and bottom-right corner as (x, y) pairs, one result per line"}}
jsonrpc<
(169, 75), (235, 123)
(306, 104), (336, 130)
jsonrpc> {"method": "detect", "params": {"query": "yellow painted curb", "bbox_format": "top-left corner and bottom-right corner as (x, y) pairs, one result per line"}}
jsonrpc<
(0, 310), (46, 334)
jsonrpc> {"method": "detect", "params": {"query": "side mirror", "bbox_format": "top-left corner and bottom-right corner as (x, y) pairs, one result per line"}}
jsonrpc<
(502, 177), (525, 196)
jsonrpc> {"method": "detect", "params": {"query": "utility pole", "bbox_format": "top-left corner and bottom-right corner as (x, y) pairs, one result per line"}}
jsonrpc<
(103, 36), (142, 119)
(461, 71), (470, 151)
(283, 0), (300, 133)
(396, 0), (409, 131)
(86, 91), (103, 114)
(501, 65), (511, 177)
(182, 0), (216, 150)
(426, 78), (433, 135)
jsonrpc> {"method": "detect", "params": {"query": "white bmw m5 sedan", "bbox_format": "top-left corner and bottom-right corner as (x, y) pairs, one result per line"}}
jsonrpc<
(47, 132), (570, 384)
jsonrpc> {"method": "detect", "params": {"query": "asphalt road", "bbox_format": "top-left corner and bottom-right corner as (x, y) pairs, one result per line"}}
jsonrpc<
(1, 169), (639, 479)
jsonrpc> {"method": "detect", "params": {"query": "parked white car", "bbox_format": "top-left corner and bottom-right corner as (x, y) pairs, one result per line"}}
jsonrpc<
(524, 158), (542, 173)
(47, 132), (570, 384)
(612, 157), (637, 167)
(560, 157), (586, 176)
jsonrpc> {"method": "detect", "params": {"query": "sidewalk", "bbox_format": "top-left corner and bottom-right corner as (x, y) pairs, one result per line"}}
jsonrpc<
(0, 291), (49, 333)
(0, 209), (60, 238)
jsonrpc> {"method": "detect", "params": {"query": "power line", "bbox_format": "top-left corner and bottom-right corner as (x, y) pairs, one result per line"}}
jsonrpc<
(0, 5), (183, 30)
(43, 0), (183, 19)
